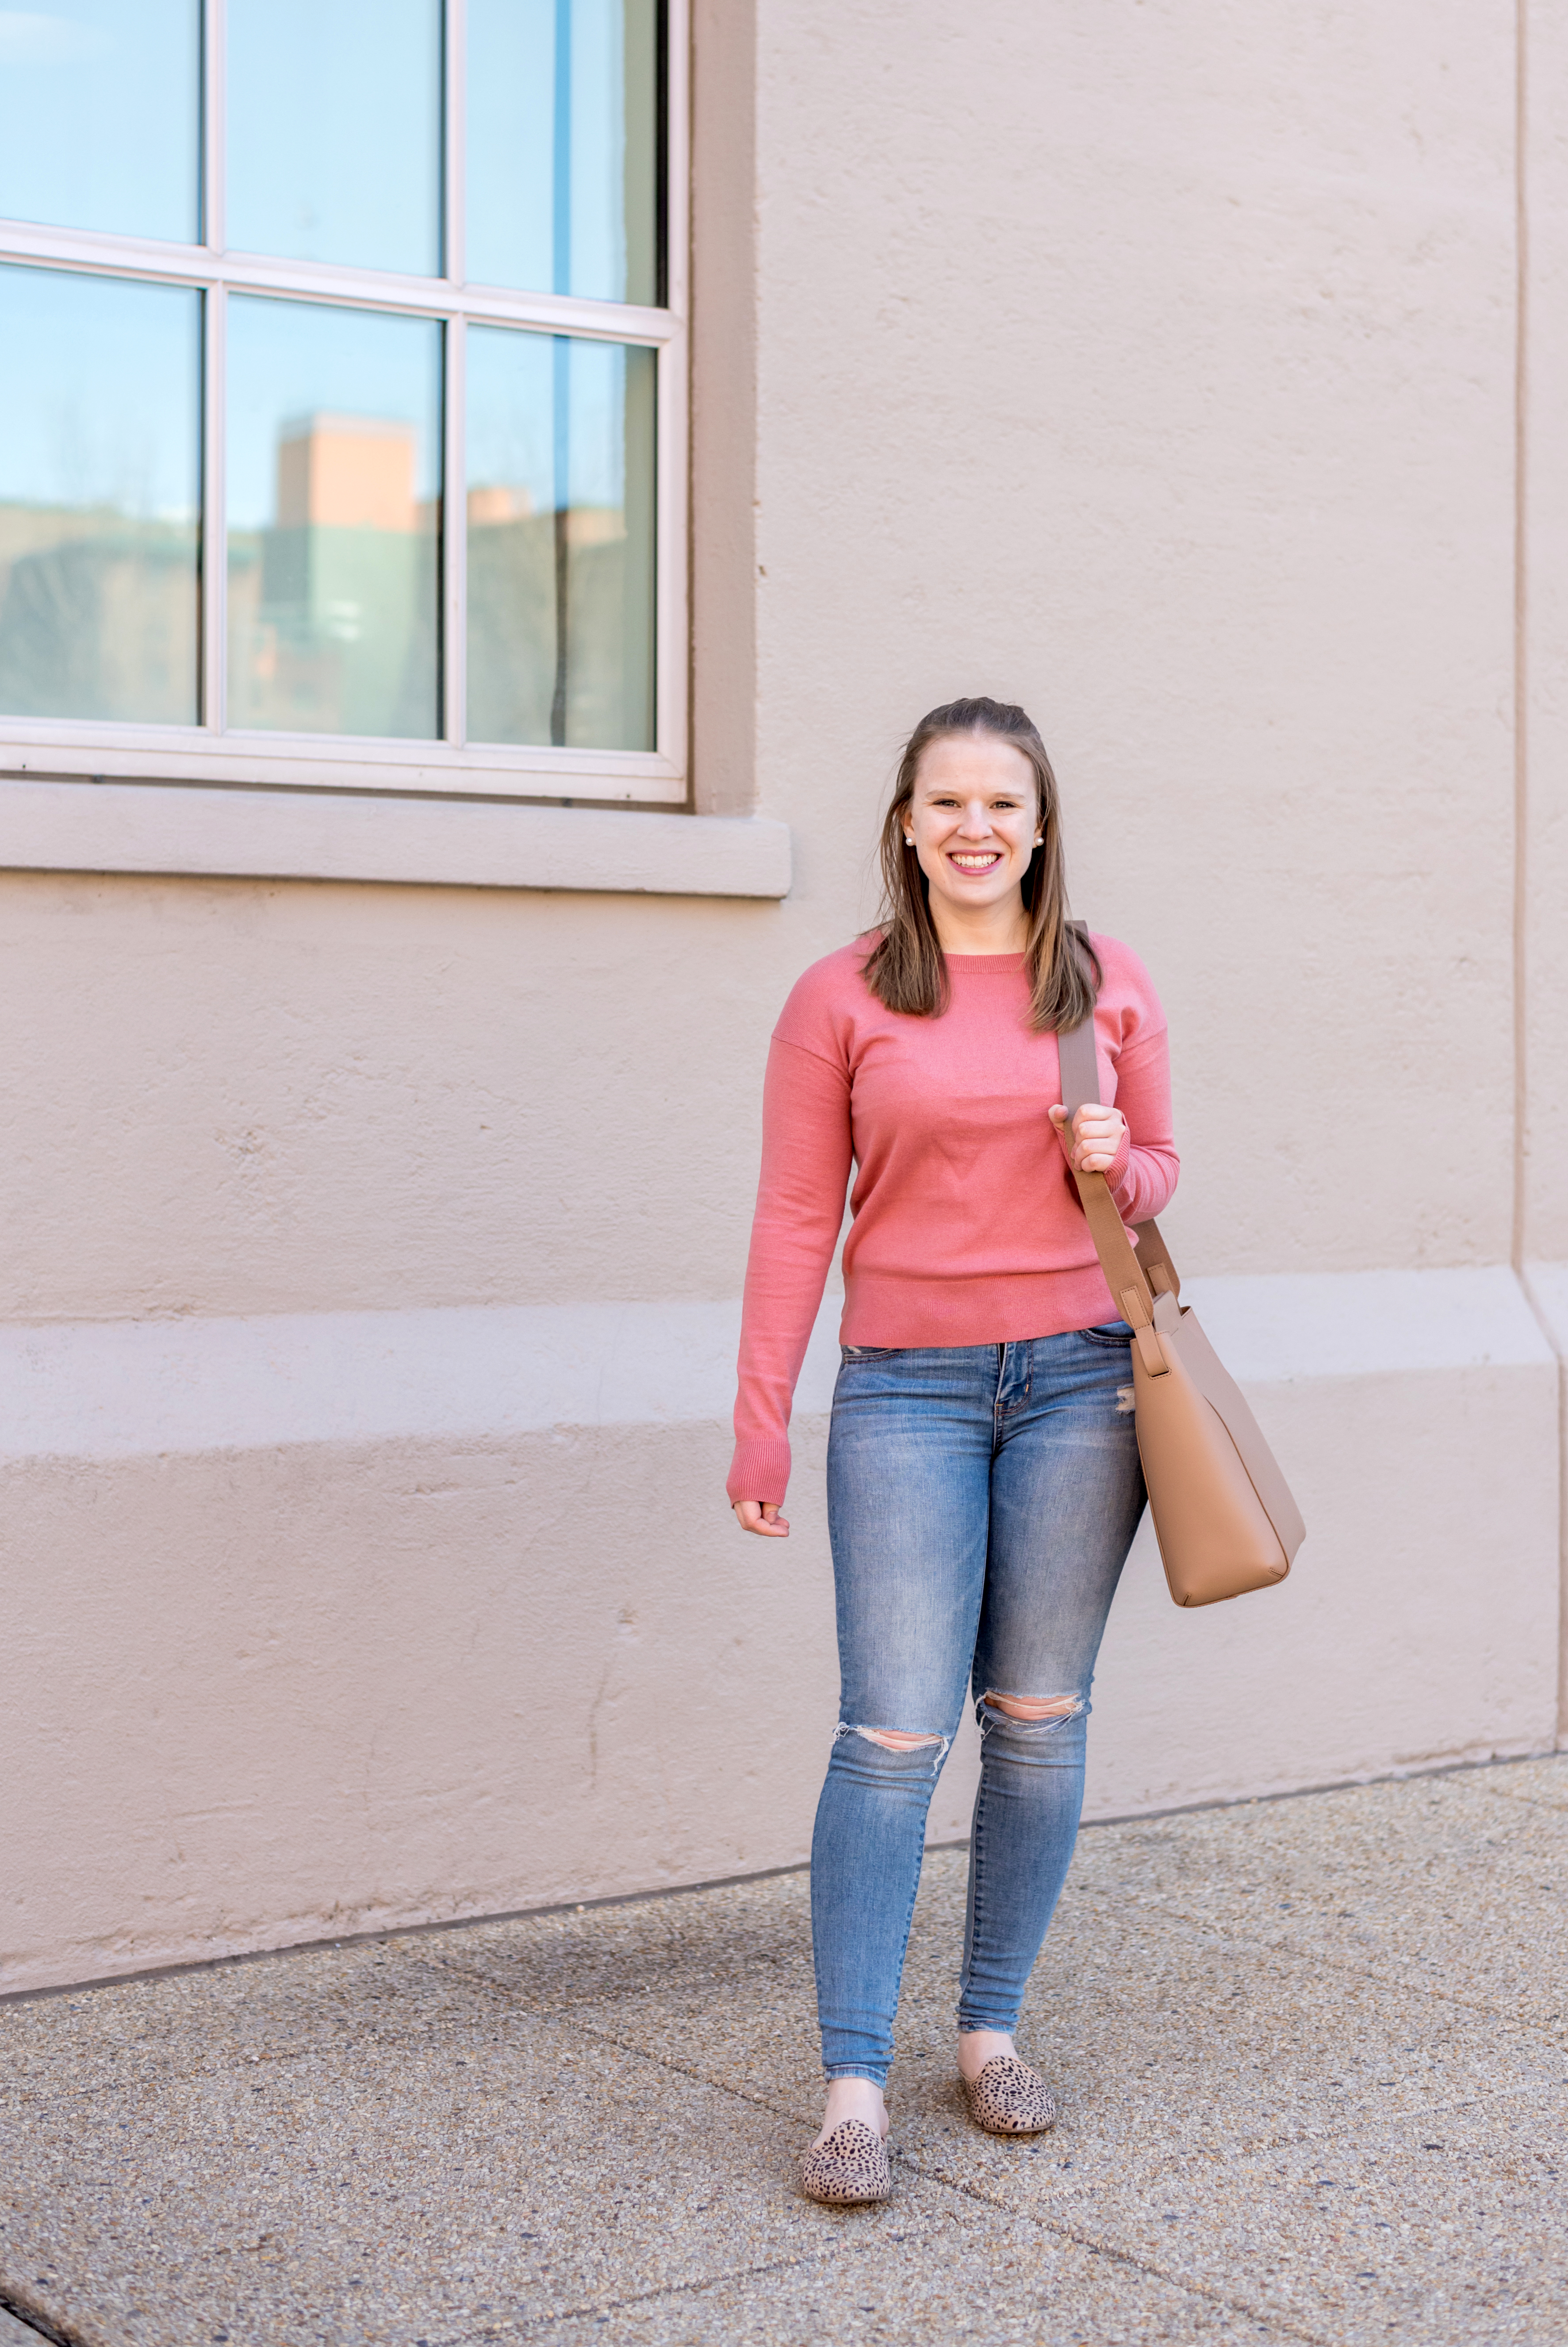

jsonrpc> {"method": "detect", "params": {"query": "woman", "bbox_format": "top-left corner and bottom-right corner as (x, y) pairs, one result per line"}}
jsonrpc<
(728, 697), (1178, 2205)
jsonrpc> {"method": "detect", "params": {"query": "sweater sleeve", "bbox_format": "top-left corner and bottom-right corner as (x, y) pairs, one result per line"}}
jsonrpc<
(1105, 1020), (1179, 1227)
(727, 1034), (854, 1506)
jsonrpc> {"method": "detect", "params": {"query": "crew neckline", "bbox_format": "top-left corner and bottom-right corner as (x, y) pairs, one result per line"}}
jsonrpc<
(943, 950), (1027, 971)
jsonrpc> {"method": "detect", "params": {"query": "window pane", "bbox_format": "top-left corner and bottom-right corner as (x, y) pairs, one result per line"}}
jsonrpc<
(227, 0), (441, 276)
(0, 0), (198, 243)
(0, 265), (199, 725)
(227, 298), (441, 740)
(467, 328), (654, 751)
(468, 0), (659, 305)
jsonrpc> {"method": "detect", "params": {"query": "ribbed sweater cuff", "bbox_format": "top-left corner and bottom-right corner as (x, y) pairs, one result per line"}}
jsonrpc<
(727, 1438), (793, 1507)
(1105, 1126), (1135, 1208)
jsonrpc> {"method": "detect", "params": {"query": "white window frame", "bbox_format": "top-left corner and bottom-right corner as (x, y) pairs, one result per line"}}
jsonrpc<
(0, 0), (689, 809)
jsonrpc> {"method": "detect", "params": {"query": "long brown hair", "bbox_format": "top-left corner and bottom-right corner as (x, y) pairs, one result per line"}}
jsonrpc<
(861, 696), (1099, 1032)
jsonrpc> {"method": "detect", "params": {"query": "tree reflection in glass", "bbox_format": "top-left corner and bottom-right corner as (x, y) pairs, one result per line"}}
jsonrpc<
(466, 327), (655, 751)
(0, 265), (199, 724)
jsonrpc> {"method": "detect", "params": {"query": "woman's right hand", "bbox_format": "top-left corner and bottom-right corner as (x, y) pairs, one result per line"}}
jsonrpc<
(732, 1500), (790, 1538)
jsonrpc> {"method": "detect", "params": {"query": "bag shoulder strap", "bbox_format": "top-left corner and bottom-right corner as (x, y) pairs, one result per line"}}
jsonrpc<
(1056, 954), (1181, 1337)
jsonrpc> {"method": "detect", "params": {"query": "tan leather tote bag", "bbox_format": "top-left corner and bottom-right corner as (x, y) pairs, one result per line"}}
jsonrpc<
(1056, 1012), (1305, 1607)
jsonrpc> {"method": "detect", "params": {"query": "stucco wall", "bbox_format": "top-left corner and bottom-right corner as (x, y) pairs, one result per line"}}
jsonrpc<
(3, 0), (1561, 1994)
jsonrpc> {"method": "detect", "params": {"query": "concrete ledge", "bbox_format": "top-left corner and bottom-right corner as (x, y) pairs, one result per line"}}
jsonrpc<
(1524, 1260), (1568, 1356)
(0, 1264), (1549, 1462)
(2, 1265), (1558, 1991)
(0, 778), (793, 899)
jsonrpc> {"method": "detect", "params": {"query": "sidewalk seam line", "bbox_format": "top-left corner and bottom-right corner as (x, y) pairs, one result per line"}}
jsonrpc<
(0, 2289), (85, 2347)
(418, 2250), (842, 2342)
(1093, 1899), (1568, 2037)
(414, 1960), (1338, 2346)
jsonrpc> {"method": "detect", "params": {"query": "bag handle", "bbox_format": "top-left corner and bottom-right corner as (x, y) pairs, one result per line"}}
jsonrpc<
(1056, 993), (1180, 1376)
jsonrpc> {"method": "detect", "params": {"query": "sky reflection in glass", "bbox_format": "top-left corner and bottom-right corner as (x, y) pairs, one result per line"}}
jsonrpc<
(467, 0), (659, 303)
(228, 0), (442, 275)
(0, 0), (199, 243)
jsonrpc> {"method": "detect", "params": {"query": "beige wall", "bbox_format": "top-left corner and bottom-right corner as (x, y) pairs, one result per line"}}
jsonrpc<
(1526, 0), (1568, 1269)
(0, 874), (778, 1319)
(751, 0), (1518, 1277)
(3, 0), (1562, 1993)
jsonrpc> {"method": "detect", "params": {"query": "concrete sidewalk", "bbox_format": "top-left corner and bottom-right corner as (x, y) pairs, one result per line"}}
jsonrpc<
(4, 1757), (1567, 2347)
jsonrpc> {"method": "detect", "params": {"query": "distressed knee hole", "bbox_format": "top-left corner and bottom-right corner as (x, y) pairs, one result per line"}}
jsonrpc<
(982, 1691), (1081, 1722)
(859, 1728), (945, 1750)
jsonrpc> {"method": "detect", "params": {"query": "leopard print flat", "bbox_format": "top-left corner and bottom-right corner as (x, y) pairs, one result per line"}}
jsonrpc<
(960, 2055), (1056, 2136)
(799, 2119), (892, 2205)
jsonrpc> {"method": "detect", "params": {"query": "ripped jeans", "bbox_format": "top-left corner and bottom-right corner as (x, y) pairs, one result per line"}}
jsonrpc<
(811, 1327), (1146, 2084)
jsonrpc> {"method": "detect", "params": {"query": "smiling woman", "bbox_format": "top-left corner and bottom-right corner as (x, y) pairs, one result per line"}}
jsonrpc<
(725, 694), (1179, 2205)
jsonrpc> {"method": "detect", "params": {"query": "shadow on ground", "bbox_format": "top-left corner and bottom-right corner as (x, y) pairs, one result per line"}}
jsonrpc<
(4, 1757), (1568, 2344)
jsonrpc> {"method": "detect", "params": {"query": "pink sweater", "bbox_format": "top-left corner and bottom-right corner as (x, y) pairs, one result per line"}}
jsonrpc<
(727, 933), (1177, 1505)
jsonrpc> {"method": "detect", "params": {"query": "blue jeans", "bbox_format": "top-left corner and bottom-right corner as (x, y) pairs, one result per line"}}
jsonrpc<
(811, 1328), (1146, 2085)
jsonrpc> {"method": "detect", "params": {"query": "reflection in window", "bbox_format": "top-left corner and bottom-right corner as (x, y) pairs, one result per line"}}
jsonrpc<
(0, 5), (670, 762)
(0, 0), (199, 244)
(468, 0), (659, 304)
(467, 328), (655, 750)
(227, 0), (442, 276)
(226, 299), (442, 739)
(0, 265), (199, 723)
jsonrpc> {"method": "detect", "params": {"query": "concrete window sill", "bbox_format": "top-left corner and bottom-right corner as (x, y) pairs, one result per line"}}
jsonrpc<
(0, 777), (792, 899)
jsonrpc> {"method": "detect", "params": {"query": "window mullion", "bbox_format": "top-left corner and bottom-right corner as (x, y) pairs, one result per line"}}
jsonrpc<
(663, 0), (689, 324)
(655, 330), (686, 784)
(445, 0), (465, 289)
(203, 0), (226, 256)
(0, 224), (676, 346)
(202, 285), (227, 734)
(443, 314), (468, 748)
(441, 1), (466, 748)
(200, 0), (226, 733)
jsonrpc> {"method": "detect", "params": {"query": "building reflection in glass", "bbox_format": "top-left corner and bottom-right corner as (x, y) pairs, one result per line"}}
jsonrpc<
(226, 297), (441, 739)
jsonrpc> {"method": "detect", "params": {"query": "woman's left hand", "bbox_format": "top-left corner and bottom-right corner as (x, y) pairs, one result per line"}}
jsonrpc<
(1049, 1101), (1127, 1175)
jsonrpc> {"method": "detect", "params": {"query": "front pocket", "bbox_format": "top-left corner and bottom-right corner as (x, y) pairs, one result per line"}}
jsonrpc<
(840, 1344), (905, 1359)
(1076, 1321), (1135, 1348)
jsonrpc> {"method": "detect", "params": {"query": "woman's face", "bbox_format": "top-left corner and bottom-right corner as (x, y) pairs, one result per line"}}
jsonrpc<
(905, 733), (1042, 926)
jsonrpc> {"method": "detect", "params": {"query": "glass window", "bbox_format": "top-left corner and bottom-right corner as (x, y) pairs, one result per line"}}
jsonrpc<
(227, 298), (442, 738)
(468, 0), (659, 304)
(0, 0), (199, 245)
(467, 329), (655, 749)
(227, 0), (442, 276)
(0, 264), (199, 724)
(0, 3), (680, 796)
